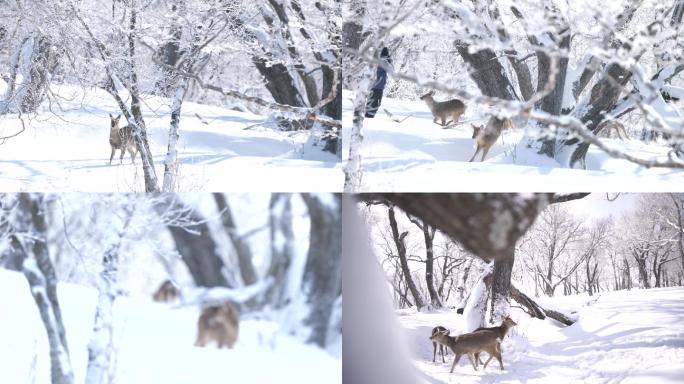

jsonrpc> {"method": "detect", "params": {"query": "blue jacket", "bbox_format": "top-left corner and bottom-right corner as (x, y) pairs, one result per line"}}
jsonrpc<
(372, 58), (391, 90)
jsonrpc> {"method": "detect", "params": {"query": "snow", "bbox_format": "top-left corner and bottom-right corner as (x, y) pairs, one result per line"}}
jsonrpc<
(0, 268), (341, 384)
(342, 91), (684, 192)
(398, 287), (684, 383)
(0, 82), (342, 192)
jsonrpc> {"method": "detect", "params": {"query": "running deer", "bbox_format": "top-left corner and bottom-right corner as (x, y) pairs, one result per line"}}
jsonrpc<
(108, 114), (137, 165)
(152, 280), (181, 303)
(420, 91), (466, 127)
(469, 117), (514, 162)
(195, 302), (240, 349)
(429, 329), (504, 372)
(473, 317), (516, 366)
(597, 120), (628, 140)
(430, 326), (451, 363)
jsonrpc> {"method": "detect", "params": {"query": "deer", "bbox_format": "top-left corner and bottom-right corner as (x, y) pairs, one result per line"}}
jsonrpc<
(419, 91), (466, 127)
(194, 302), (240, 349)
(597, 120), (628, 140)
(473, 317), (517, 367)
(108, 114), (137, 165)
(152, 280), (181, 303)
(430, 326), (451, 363)
(429, 328), (504, 373)
(469, 117), (514, 162)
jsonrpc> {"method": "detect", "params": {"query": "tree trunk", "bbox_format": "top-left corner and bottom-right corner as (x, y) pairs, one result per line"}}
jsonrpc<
(14, 194), (74, 384)
(1, 34), (59, 114)
(388, 206), (426, 309)
(213, 194), (257, 286)
(162, 78), (188, 192)
(300, 193), (342, 348)
(263, 193), (294, 308)
(155, 196), (230, 287)
(417, 219), (441, 308)
(86, 205), (133, 384)
(489, 252), (515, 324)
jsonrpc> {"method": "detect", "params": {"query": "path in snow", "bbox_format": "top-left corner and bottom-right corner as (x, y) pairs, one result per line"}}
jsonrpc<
(399, 287), (684, 383)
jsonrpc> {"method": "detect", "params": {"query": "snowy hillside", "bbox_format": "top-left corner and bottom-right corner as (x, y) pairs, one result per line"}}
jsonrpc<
(342, 92), (684, 192)
(0, 83), (342, 192)
(0, 268), (341, 384)
(399, 287), (684, 383)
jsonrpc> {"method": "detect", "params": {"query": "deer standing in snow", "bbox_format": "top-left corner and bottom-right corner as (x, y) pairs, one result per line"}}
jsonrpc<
(469, 117), (514, 162)
(430, 326), (451, 363)
(420, 91), (466, 127)
(108, 114), (137, 165)
(473, 317), (516, 367)
(429, 328), (505, 372)
(195, 302), (240, 349)
(152, 280), (181, 303)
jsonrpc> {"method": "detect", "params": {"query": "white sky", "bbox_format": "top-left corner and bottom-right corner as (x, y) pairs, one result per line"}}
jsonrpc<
(560, 193), (640, 221)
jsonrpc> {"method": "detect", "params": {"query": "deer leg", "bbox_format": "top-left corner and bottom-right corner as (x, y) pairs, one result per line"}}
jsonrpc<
(450, 353), (463, 373)
(128, 146), (137, 164)
(469, 146), (481, 162)
(452, 112), (462, 125)
(441, 345), (446, 363)
(496, 346), (504, 370)
(109, 147), (116, 165)
(467, 353), (478, 371)
(480, 146), (490, 162)
(432, 342), (437, 363)
(119, 147), (126, 164)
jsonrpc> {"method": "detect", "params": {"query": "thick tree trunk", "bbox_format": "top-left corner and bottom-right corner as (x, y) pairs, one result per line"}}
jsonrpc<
(155, 196), (229, 287)
(365, 194), (551, 261)
(388, 206), (426, 309)
(162, 78), (188, 192)
(489, 251), (514, 324)
(1, 34), (59, 114)
(300, 193), (342, 348)
(213, 193), (257, 286)
(263, 193), (294, 308)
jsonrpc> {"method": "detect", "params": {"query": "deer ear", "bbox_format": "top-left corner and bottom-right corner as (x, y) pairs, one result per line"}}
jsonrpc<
(117, 114), (121, 119)
(109, 113), (113, 119)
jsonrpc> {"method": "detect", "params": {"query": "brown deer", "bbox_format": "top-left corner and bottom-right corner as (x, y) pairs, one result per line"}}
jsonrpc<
(194, 302), (240, 349)
(429, 328), (504, 372)
(430, 326), (450, 363)
(597, 120), (628, 140)
(473, 317), (516, 367)
(152, 280), (181, 303)
(420, 91), (466, 127)
(108, 114), (137, 165)
(469, 117), (514, 162)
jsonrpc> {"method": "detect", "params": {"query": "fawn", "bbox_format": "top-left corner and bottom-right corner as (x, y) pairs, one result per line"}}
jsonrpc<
(195, 302), (240, 349)
(420, 91), (466, 127)
(473, 317), (516, 367)
(430, 326), (451, 363)
(152, 280), (181, 303)
(597, 120), (628, 140)
(108, 114), (137, 165)
(430, 328), (504, 372)
(469, 117), (514, 162)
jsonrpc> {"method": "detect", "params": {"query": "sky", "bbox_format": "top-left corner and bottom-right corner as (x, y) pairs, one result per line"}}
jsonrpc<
(560, 192), (640, 220)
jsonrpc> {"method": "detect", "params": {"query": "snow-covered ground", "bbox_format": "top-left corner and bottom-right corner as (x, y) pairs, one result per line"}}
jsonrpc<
(399, 287), (684, 383)
(0, 268), (341, 384)
(342, 91), (684, 192)
(0, 83), (343, 192)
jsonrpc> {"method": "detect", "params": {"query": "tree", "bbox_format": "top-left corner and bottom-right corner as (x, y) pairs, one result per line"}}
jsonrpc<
(407, 216), (441, 308)
(10, 194), (74, 384)
(387, 205), (426, 310)
(345, 0), (684, 169)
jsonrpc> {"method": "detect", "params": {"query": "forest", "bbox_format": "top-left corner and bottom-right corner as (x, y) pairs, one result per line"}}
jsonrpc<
(0, 193), (341, 384)
(342, 0), (684, 192)
(0, 0), (342, 192)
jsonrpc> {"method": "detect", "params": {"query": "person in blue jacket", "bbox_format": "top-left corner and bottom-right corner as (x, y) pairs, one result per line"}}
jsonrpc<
(365, 47), (392, 118)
